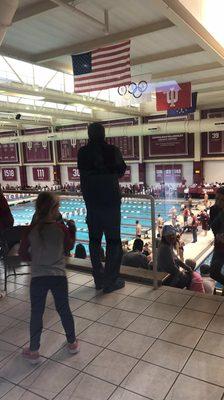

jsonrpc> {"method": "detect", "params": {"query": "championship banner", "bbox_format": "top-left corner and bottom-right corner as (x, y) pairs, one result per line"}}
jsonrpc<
(67, 167), (80, 181)
(148, 133), (188, 157)
(32, 167), (50, 181)
(119, 166), (131, 182)
(155, 164), (182, 183)
(0, 142), (18, 163)
(106, 137), (139, 160)
(24, 141), (52, 163)
(156, 82), (192, 111)
(208, 131), (224, 154)
(2, 167), (17, 181)
(58, 136), (139, 162)
(57, 139), (87, 162)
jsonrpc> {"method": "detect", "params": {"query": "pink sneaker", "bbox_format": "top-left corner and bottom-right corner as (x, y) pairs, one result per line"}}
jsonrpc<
(22, 347), (40, 364)
(67, 340), (80, 354)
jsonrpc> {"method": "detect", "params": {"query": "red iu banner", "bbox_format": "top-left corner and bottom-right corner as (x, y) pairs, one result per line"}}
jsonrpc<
(155, 164), (182, 183)
(33, 167), (50, 181)
(67, 167), (80, 181)
(2, 167), (17, 181)
(156, 82), (192, 111)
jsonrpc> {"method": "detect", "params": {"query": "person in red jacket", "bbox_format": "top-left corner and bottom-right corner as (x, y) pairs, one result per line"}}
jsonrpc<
(0, 188), (14, 232)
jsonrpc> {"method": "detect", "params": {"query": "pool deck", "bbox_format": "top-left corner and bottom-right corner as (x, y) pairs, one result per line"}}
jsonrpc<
(1, 266), (224, 400)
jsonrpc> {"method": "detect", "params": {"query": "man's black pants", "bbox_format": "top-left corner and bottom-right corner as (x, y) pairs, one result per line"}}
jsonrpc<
(30, 276), (75, 351)
(210, 250), (224, 285)
(86, 205), (122, 288)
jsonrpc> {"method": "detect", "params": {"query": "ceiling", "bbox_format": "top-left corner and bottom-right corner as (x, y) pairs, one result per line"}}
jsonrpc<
(0, 0), (224, 130)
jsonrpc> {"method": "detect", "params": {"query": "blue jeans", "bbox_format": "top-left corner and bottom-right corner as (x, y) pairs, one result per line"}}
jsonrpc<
(30, 276), (75, 351)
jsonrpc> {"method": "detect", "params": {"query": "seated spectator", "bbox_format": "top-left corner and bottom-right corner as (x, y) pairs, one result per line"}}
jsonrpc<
(185, 259), (205, 293)
(157, 225), (192, 289)
(75, 243), (87, 259)
(200, 264), (216, 294)
(142, 242), (150, 257)
(122, 238), (149, 269)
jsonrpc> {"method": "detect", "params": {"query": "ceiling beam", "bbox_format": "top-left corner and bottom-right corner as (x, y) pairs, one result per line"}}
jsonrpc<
(0, 102), (95, 122)
(131, 44), (203, 66)
(33, 19), (175, 62)
(152, 0), (224, 66)
(13, 1), (57, 22)
(0, 81), (142, 117)
(153, 62), (222, 79)
(191, 75), (224, 86)
(12, 0), (82, 23)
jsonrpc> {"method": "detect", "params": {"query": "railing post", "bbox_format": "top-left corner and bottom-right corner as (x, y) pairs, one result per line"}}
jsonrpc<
(149, 195), (158, 289)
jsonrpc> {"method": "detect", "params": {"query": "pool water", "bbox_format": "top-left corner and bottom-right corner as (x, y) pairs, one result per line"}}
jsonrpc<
(10, 196), (181, 253)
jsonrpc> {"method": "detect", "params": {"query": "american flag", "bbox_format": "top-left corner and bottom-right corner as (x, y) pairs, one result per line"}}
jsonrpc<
(72, 40), (131, 93)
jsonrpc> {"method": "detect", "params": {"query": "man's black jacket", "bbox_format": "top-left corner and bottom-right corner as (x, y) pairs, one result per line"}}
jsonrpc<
(78, 140), (126, 208)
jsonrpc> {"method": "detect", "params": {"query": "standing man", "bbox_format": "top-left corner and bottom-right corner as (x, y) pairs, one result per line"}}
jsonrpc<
(135, 220), (142, 238)
(190, 212), (198, 243)
(78, 122), (126, 293)
(210, 187), (224, 285)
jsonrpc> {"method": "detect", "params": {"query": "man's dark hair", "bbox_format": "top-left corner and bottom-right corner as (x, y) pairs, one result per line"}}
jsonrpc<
(133, 238), (144, 252)
(216, 186), (224, 195)
(200, 264), (211, 276)
(136, 220), (139, 224)
(88, 122), (105, 142)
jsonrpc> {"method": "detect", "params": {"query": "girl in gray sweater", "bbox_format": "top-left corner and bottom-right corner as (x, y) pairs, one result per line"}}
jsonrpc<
(19, 192), (79, 363)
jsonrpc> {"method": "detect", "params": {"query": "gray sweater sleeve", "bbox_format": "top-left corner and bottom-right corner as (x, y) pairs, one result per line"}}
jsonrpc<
(157, 243), (180, 275)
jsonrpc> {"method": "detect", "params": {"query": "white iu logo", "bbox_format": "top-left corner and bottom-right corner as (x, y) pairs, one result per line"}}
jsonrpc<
(70, 139), (76, 148)
(166, 87), (179, 107)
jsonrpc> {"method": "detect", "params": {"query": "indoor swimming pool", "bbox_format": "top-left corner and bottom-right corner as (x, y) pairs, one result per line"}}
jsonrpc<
(9, 196), (181, 252)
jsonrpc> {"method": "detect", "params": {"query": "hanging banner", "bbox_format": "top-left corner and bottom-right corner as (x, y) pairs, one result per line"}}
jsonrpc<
(58, 137), (139, 162)
(106, 137), (139, 160)
(2, 167), (17, 181)
(23, 141), (52, 163)
(57, 139), (87, 162)
(67, 166), (80, 181)
(0, 143), (18, 163)
(147, 133), (188, 157)
(33, 167), (50, 181)
(208, 131), (224, 154)
(155, 164), (182, 183)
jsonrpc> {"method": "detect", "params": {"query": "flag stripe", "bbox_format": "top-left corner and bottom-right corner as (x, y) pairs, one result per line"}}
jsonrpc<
(75, 65), (130, 81)
(75, 72), (131, 89)
(75, 77), (131, 93)
(92, 46), (130, 61)
(92, 54), (130, 68)
(72, 40), (131, 93)
(93, 40), (130, 54)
